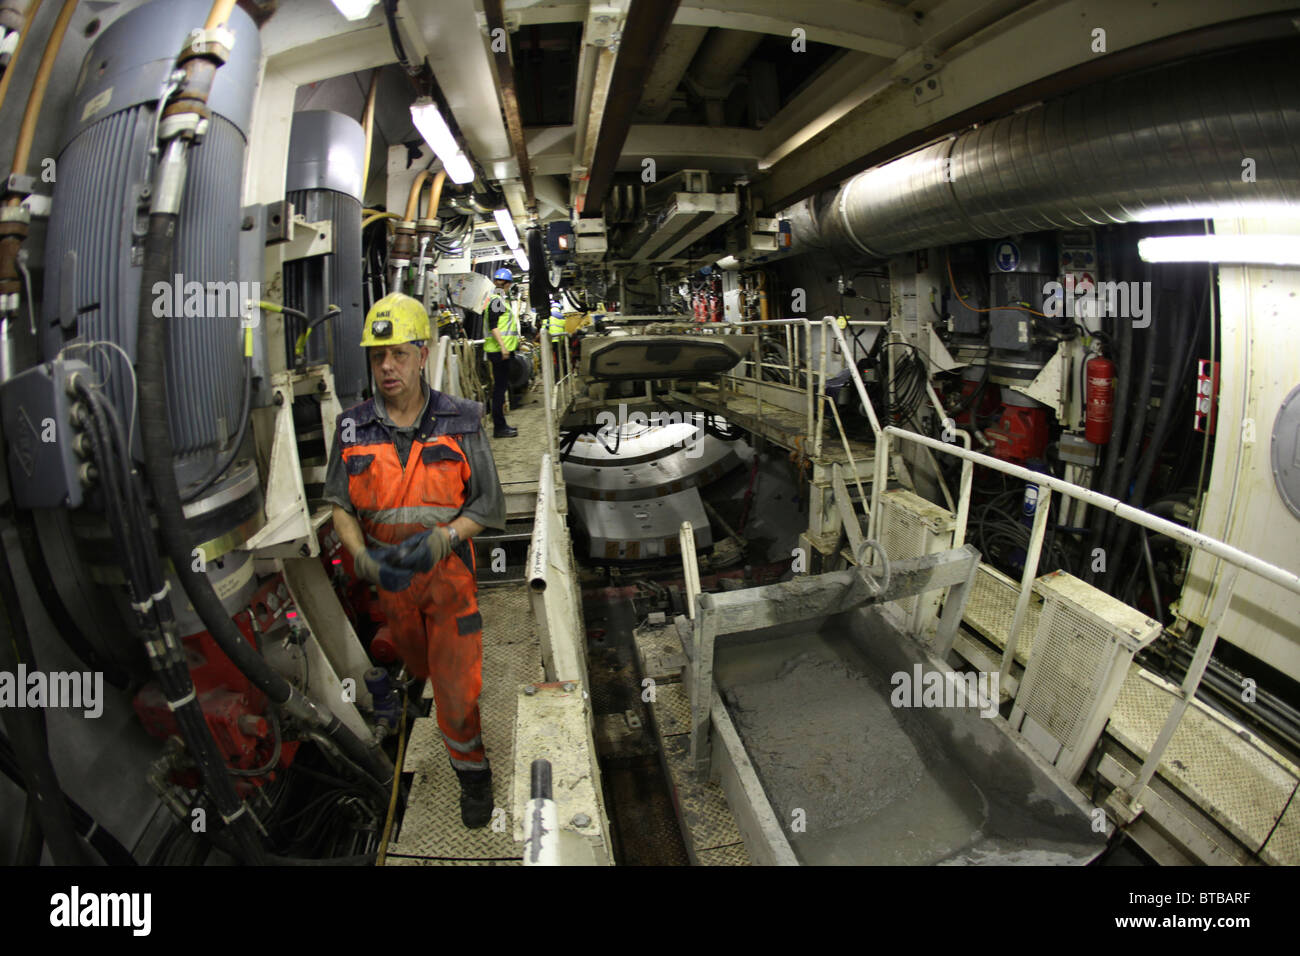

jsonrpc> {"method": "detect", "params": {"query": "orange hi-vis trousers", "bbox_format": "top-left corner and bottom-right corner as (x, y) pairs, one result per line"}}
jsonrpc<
(340, 394), (487, 771)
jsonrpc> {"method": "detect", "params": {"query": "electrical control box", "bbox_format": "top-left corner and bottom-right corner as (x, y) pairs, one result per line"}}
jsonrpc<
(1, 359), (93, 509)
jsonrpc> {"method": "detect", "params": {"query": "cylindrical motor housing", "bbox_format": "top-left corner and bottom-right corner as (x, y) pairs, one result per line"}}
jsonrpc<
(284, 110), (366, 405)
(41, 0), (261, 488)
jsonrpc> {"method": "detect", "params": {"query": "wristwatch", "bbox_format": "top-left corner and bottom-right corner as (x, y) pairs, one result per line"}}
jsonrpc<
(445, 526), (460, 547)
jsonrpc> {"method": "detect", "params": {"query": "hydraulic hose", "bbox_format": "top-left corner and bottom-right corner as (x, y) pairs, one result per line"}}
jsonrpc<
(135, 213), (392, 791)
(1110, 284), (1199, 569)
(1099, 282), (1159, 587)
(77, 380), (265, 864)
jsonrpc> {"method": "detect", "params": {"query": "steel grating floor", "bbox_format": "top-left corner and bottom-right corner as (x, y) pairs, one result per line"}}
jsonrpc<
(960, 560), (1300, 864)
(388, 585), (545, 863)
(637, 623), (750, 865)
(963, 564), (1041, 664)
(1109, 669), (1300, 863)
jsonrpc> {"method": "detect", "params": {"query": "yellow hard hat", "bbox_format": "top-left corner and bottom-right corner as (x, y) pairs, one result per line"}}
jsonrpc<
(361, 293), (431, 347)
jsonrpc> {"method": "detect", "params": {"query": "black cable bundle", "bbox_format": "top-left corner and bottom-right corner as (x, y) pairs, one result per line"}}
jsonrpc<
(72, 375), (266, 864)
(527, 226), (554, 314)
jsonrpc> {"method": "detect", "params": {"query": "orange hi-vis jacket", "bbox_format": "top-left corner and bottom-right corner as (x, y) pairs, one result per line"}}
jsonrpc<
(339, 389), (488, 771)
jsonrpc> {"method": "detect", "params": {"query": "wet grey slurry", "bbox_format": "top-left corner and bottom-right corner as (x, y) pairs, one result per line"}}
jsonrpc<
(717, 626), (990, 865)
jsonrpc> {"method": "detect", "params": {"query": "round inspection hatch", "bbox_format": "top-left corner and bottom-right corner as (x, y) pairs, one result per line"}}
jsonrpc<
(1271, 383), (1300, 521)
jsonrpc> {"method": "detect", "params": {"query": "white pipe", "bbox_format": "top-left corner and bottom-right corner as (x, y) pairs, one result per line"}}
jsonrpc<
(526, 453), (553, 593)
(540, 330), (558, 462)
(679, 521), (700, 620)
(1000, 485), (1051, 687)
(430, 336), (450, 392)
(825, 318), (886, 538)
(886, 425), (1300, 599)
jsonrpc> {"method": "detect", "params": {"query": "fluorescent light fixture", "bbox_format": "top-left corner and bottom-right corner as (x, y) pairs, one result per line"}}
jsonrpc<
(410, 98), (476, 184)
(514, 249), (530, 272)
(1138, 234), (1300, 266)
(330, 0), (378, 20)
(493, 208), (520, 249)
(444, 152), (475, 185)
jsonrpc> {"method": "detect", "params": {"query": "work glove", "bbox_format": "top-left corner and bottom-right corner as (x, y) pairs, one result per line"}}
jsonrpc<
(353, 547), (414, 592)
(391, 527), (454, 574)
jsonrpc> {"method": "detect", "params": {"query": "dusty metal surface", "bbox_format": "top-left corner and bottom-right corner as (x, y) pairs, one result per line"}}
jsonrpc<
(510, 681), (613, 865)
(388, 584), (545, 862)
(648, 679), (692, 737)
(487, 400), (561, 519)
(634, 620), (688, 683)
(1109, 668), (1300, 862)
(670, 383), (874, 465)
(960, 561), (1300, 864)
(963, 563), (1042, 665)
(713, 606), (1104, 865)
(661, 733), (749, 864)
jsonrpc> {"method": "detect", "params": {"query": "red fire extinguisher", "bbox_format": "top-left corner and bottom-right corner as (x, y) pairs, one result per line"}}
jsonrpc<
(1085, 354), (1115, 444)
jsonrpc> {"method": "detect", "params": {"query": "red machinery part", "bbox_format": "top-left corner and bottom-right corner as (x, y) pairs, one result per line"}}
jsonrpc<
(369, 626), (398, 664)
(1194, 359), (1219, 434)
(1085, 355), (1115, 444)
(986, 403), (1049, 463)
(954, 375), (1001, 426)
(133, 575), (300, 792)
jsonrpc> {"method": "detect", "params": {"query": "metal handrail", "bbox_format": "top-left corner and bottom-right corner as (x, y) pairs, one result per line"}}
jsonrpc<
(882, 422), (1297, 816)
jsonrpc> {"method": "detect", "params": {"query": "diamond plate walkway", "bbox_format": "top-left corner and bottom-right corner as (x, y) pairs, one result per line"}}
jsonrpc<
(383, 584), (544, 865)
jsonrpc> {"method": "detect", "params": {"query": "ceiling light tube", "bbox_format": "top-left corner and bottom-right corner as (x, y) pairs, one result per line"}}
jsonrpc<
(444, 152), (475, 185)
(330, 0), (379, 21)
(494, 208), (520, 249)
(410, 98), (476, 183)
(1138, 234), (1300, 266)
(514, 249), (530, 272)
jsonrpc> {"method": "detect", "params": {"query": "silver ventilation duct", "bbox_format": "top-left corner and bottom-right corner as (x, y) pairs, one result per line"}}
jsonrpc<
(781, 44), (1300, 258)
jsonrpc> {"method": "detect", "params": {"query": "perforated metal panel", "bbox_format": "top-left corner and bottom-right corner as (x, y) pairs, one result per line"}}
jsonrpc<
(1011, 571), (1161, 781)
(1020, 599), (1116, 752)
(878, 490), (954, 629)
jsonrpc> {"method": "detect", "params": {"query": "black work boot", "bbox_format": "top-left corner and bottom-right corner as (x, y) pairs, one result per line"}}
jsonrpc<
(494, 425), (518, 438)
(454, 762), (494, 829)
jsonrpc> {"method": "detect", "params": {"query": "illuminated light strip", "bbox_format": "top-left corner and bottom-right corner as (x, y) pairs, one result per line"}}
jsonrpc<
(1137, 234), (1300, 266)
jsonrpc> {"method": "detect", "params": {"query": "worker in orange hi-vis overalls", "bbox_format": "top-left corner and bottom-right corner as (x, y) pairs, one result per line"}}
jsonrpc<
(324, 292), (506, 828)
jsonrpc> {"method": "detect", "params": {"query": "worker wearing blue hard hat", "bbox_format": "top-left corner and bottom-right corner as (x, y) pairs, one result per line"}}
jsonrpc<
(483, 267), (521, 438)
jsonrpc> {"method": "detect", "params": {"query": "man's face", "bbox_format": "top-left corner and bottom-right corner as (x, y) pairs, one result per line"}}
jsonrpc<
(369, 342), (427, 403)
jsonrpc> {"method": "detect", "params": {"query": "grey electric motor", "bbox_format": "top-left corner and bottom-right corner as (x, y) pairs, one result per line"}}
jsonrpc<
(41, 0), (261, 489)
(284, 110), (366, 406)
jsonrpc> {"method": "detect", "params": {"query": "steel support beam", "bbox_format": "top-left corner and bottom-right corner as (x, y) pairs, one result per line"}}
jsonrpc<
(483, 0), (536, 214)
(581, 0), (682, 216)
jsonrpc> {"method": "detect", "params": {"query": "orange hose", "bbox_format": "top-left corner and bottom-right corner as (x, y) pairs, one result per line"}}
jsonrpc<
(360, 68), (379, 201)
(204, 0), (237, 30)
(403, 169), (430, 221)
(0, 0), (42, 119)
(10, 0), (76, 178)
(423, 169), (446, 220)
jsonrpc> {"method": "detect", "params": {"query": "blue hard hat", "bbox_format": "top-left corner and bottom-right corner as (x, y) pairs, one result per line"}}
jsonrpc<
(493, 267), (514, 282)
